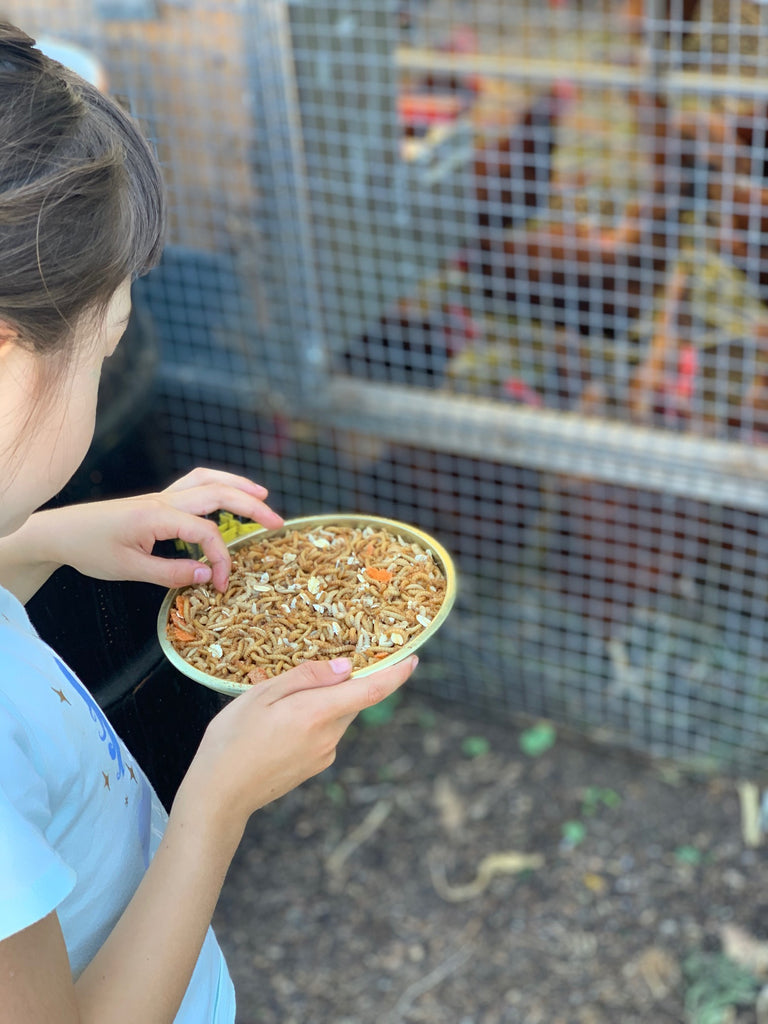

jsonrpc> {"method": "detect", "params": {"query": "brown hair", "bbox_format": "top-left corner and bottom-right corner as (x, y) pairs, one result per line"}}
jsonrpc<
(0, 21), (166, 367)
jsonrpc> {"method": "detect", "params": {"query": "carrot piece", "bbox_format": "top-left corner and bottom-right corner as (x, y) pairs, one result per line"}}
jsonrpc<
(365, 566), (393, 583)
(170, 609), (191, 633)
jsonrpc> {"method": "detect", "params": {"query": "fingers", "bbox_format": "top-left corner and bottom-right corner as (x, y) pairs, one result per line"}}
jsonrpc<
(128, 555), (214, 590)
(119, 533), (249, 592)
(106, 472), (283, 591)
(174, 514), (232, 592)
(157, 476), (284, 592)
(163, 467), (271, 502)
(162, 482), (284, 532)
(258, 657), (355, 704)
(132, 507), (232, 591)
(262, 655), (418, 717)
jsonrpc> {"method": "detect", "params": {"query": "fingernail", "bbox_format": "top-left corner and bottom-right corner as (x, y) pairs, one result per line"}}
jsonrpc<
(410, 656), (419, 669)
(330, 657), (352, 674)
(193, 565), (212, 584)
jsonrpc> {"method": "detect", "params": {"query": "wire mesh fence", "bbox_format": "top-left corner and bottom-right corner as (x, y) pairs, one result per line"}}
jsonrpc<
(9, 0), (768, 771)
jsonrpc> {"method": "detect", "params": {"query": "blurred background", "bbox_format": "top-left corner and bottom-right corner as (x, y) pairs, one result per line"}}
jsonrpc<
(9, 0), (768, 778)
(8, 2), (768, 1021)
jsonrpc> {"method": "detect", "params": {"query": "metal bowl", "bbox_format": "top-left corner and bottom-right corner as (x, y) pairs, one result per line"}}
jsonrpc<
(157, 513), (457, 697)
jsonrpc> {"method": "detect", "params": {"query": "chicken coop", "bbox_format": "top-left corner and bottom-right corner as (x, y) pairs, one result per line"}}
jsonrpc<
(11, 0), (768, 773)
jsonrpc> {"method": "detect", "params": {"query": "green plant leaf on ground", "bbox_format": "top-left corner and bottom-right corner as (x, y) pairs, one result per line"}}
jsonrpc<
(359, 691), (403, 727)
(675, 845), (703, 866)
(417, 708), (436, 730)
(561, 820), (587, 847)
(519, 722), (556, 757)
(461, 735), (491, 759)
(683, 951), (760, 1024)
(581, 786), (622, 816)
(324, 781), (346, 807)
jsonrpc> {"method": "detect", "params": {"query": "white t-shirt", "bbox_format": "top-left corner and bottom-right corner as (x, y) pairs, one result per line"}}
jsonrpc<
(0, 585), (235, 1022)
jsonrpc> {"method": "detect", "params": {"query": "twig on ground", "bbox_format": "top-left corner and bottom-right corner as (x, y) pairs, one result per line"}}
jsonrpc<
(384, 925), (481, 1024)
(325, 798), (393, 875)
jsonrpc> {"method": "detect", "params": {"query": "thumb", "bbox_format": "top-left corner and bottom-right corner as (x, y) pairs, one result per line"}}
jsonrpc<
(260, 657), (355, 703)
(263, 655), (418, 717)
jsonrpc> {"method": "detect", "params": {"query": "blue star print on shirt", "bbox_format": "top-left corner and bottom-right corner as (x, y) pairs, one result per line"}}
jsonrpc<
(54, 656), (125, 781)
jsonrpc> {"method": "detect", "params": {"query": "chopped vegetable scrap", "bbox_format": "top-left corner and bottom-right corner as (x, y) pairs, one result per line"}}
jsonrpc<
(365, 566), (393, 583)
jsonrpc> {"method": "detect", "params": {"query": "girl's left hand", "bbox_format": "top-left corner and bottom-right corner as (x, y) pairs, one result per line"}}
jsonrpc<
(40, 467), (284, 592)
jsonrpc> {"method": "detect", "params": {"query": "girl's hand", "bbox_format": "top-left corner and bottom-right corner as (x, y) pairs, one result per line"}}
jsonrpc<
(176, 654), (418, 836)
(38, 467), (284, 592)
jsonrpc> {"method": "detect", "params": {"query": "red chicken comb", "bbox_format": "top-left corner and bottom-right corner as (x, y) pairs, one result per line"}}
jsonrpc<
(504, 377), (544, 407)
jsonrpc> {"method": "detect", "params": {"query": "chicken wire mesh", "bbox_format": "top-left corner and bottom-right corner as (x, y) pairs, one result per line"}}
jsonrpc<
(9, 0), (768, 771)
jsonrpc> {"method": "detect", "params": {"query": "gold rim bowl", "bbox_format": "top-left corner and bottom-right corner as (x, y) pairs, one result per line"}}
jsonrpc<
(157, 513), (457, 696)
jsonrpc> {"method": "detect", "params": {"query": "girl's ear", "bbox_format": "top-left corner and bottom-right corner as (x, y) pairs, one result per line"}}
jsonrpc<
(0, 322), (19, 348)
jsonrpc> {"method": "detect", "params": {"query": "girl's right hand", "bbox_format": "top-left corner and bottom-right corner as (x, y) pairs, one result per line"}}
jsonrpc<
(175, 655), (417, 836)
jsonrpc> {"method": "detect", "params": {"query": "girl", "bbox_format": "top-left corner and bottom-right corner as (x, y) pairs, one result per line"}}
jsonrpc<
(0, 22), (416, 1024)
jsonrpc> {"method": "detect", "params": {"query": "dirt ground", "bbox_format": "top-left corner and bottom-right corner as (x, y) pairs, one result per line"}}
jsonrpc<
(212, 688), (768, 1024)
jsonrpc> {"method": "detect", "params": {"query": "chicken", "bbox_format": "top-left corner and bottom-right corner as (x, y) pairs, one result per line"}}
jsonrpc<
(708, 177), (768, 296)
(629, 89), (715, 211)
(459, 82), (712, 341)
(629, 92), (768, 432)
(445, 320), (587, 411)
(338, 301), (480, 387)
(628, 263), (693, 425)
(457, 190), (681, 340)
(667, 96), (768, 300)
(472, 80), (575, 230)
(631, 72), (768, 188)
(642, 99), (768, 183)
(727, 102), (768, 182)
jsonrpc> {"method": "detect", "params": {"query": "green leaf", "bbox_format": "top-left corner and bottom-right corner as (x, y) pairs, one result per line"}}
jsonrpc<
(683, 951), (760, 1024)
(600, 788), (622, 808)
(675, 845), (703, 866)
(561, 820), (587, 847)
(325, 781), (346, 807)
(581, 786), (602, 816)
(417, 708), (437, 730)
(519, 722), (556, 757)
(461, 735), (491, 759)
(582, 786), (622, 816)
